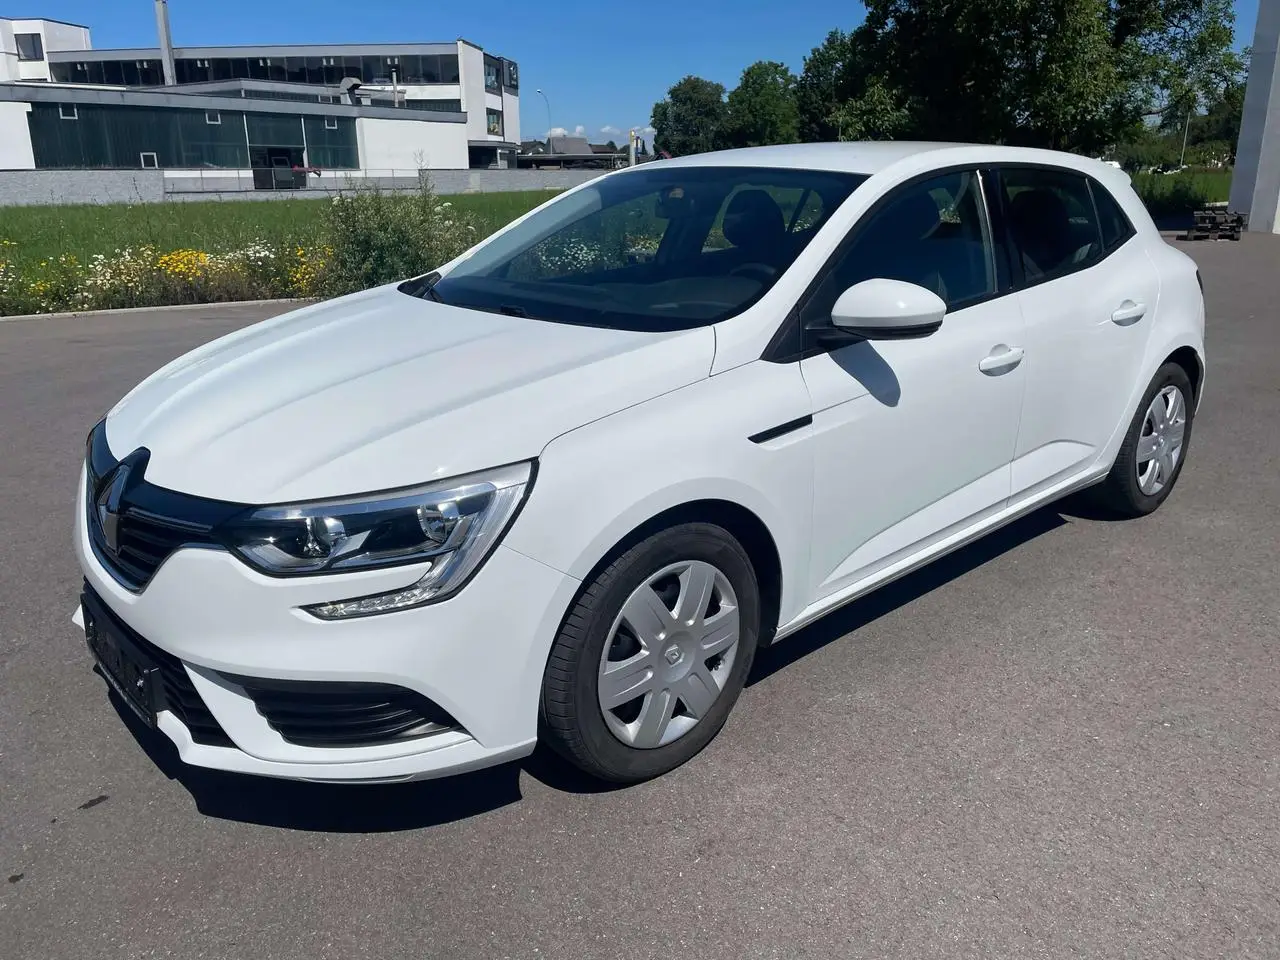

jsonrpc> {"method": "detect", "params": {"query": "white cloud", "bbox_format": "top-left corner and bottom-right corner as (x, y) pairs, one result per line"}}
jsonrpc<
(642, 125), (657, 136)
(546, 126), (568, 137)
(600, 125), (621, 135)
(573, 124), (587, 136)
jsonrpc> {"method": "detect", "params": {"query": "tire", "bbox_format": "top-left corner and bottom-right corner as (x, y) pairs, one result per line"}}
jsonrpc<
(541, 522), (761, 783)
(1092, 362), (1195, 517)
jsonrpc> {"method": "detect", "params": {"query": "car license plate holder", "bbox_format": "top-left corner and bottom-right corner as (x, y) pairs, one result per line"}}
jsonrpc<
(82, 595), (158, 728)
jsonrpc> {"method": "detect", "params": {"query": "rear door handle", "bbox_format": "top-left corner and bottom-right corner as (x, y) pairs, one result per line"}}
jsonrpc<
(978, 345), (1024, 376)
(1111, 300), (1147, 326)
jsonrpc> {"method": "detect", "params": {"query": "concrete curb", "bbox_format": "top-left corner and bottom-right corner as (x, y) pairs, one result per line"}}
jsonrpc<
(0, 298), (306, 323)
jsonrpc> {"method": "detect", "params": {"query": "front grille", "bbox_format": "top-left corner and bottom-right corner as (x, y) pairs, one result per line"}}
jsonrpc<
(97, 508), (214, 589)
(83, 586), (234, 748)
(229, 677), (460, 748)
(85, 421), (240, 591)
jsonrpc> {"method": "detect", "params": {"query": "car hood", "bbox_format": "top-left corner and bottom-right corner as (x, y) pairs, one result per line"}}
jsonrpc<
(105, 285), (716, 503)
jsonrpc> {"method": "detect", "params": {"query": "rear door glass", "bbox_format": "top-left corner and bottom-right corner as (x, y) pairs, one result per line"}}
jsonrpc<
(998, 168), (1103, 282)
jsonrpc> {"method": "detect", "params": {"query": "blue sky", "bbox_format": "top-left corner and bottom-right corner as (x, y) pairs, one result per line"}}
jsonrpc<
(22, 0), (1262, 144)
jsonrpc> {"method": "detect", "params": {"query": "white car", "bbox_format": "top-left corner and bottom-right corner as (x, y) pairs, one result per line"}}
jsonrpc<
(75, 143), (1204, 784)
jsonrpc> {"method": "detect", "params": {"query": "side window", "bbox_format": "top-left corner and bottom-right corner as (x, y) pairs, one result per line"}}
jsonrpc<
(999, 168), (1102, 282)
(800, 170), (994, 324)
(1089, 179), (1135, 253)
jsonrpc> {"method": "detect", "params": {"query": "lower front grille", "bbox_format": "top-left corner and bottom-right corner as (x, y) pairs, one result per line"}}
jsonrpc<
(229, 677), (459, 748)
(83, 586), (234, 748)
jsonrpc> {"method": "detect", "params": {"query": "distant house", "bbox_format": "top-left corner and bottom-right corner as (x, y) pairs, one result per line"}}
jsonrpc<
(548, 135), (592, 155)
(520, 139), (547, 155)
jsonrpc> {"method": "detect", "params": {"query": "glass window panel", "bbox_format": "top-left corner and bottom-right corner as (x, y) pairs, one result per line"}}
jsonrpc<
(343, 55), (364, 81)
(398, 55), (422, 84)
(439, 53), (459, 83)
(303, 116), (358, 168)
(120, 61), (140, 86)
(245, 113), (305, 147)
(999, 167), (1102, 281)
(800, 170), (994, 316)
(15, 33), (44, 61)
(285, 57), (307, 83)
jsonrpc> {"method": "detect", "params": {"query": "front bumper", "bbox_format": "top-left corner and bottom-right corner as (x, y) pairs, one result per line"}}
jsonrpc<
(74, 469), (581, 782)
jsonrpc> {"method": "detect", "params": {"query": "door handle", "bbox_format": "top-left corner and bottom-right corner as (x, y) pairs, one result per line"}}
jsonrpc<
(1111, 300), (1147, 326)
(978, 345), (1025, 376)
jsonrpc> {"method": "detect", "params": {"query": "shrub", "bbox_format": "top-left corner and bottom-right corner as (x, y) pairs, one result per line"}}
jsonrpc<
(315, 175), (480, 297)
(1131, 170), (1232, 221)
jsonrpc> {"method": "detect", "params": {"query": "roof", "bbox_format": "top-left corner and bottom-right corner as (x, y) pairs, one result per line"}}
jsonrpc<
(1, 16), (91, 29)
(47, 41), (460, 62)
(0, 81), (466, 124)
(548, 136), (591, 155)
(650, 141), (1130, 183)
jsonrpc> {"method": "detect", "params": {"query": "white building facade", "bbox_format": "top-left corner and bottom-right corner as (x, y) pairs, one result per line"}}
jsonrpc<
(0, 18), (520, 175)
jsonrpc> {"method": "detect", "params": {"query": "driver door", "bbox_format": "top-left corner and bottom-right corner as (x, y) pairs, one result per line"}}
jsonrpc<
(797, 170), (1027, 604)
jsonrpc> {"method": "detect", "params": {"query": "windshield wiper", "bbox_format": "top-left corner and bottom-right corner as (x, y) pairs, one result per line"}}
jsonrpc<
(496, 304), (530, 318)
(398, 271), (445, 303)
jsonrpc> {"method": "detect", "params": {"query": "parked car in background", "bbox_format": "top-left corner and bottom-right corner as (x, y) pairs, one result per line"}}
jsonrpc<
(75, 142), (1204, 785)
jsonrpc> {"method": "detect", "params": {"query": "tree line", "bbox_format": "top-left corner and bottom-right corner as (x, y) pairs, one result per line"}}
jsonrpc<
(650, 0), (1245, 169)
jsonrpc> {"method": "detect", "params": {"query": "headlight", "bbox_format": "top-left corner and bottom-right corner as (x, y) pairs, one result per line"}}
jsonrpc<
(217, 462), (533, 617)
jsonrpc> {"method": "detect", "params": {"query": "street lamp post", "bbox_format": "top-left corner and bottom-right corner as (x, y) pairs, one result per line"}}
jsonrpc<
(536, 88), (553, 155)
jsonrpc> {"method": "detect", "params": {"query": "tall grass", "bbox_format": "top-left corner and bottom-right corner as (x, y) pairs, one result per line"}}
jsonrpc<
(0, 190), (559, 270)
(1130, 170), (1232, 222)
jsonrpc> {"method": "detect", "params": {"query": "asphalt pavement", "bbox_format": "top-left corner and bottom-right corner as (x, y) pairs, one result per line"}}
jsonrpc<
(1, 240), (1277, 959)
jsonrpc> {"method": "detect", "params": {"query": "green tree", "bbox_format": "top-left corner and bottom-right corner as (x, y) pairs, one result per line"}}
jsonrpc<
(804, 0), (1242, 154)
(795, 30), (857, 142)
(722, 61), (801, 148)
(650, 76), (727, 156)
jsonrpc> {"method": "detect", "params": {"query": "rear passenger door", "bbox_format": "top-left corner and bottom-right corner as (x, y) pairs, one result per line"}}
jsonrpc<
(994, 167), (1159, 498)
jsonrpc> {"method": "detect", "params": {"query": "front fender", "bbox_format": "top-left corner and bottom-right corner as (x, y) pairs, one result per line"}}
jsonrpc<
(503, 360), (816, 627)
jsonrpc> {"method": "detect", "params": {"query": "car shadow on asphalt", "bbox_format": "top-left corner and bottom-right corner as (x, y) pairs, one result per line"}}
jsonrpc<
(105, 694), (532, 831)
(104, 499), (1097, 831)
(748, 503), (1076, 686)
(107, 696), (619, 832)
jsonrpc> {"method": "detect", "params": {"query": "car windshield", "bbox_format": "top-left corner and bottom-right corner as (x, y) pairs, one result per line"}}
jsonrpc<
(413, 166), (868, 331)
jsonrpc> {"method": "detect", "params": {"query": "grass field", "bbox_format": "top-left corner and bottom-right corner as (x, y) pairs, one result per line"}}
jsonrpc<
(1130, 169), (1232, 221)
(1, 190), (560, 269)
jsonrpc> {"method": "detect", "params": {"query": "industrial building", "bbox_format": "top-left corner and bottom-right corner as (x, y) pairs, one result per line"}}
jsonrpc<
(0, 9), (521, 186)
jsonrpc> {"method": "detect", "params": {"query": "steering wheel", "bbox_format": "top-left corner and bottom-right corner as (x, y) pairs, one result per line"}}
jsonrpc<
(730, 263), (778, 284)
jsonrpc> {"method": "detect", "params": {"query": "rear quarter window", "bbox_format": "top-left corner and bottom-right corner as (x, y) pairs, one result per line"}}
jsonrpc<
(1089, 179), (1137, 253)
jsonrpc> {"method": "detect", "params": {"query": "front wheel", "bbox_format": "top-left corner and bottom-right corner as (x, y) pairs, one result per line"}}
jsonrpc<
(1092, 362), (1195, 517)
(540, 523), (760, 783)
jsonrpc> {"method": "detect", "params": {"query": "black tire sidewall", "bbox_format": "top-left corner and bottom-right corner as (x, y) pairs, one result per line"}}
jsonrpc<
(1109, 362), (1195, 514)
(550, 523), (760, 783)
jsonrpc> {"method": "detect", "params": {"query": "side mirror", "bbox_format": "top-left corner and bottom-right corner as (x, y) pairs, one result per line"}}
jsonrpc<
(829, 279), (946, 340)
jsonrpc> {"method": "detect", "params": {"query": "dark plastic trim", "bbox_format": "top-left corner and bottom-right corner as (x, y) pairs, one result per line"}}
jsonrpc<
(748, 415), (813, 444)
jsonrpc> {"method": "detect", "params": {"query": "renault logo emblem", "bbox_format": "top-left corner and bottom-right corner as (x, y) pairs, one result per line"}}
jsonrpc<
(96, 463), (131, 553)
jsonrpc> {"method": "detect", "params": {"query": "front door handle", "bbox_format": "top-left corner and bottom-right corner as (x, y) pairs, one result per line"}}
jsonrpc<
(978, 345), (1025, 376)
(1111, 300), (1147, 326)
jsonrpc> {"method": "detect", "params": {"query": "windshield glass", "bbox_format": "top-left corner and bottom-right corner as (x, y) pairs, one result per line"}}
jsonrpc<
(418, 166), (868, 331)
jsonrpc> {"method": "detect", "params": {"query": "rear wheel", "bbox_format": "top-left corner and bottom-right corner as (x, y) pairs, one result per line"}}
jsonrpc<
(1092, 362), (1194, 517)
(540, 523), (760, 783)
